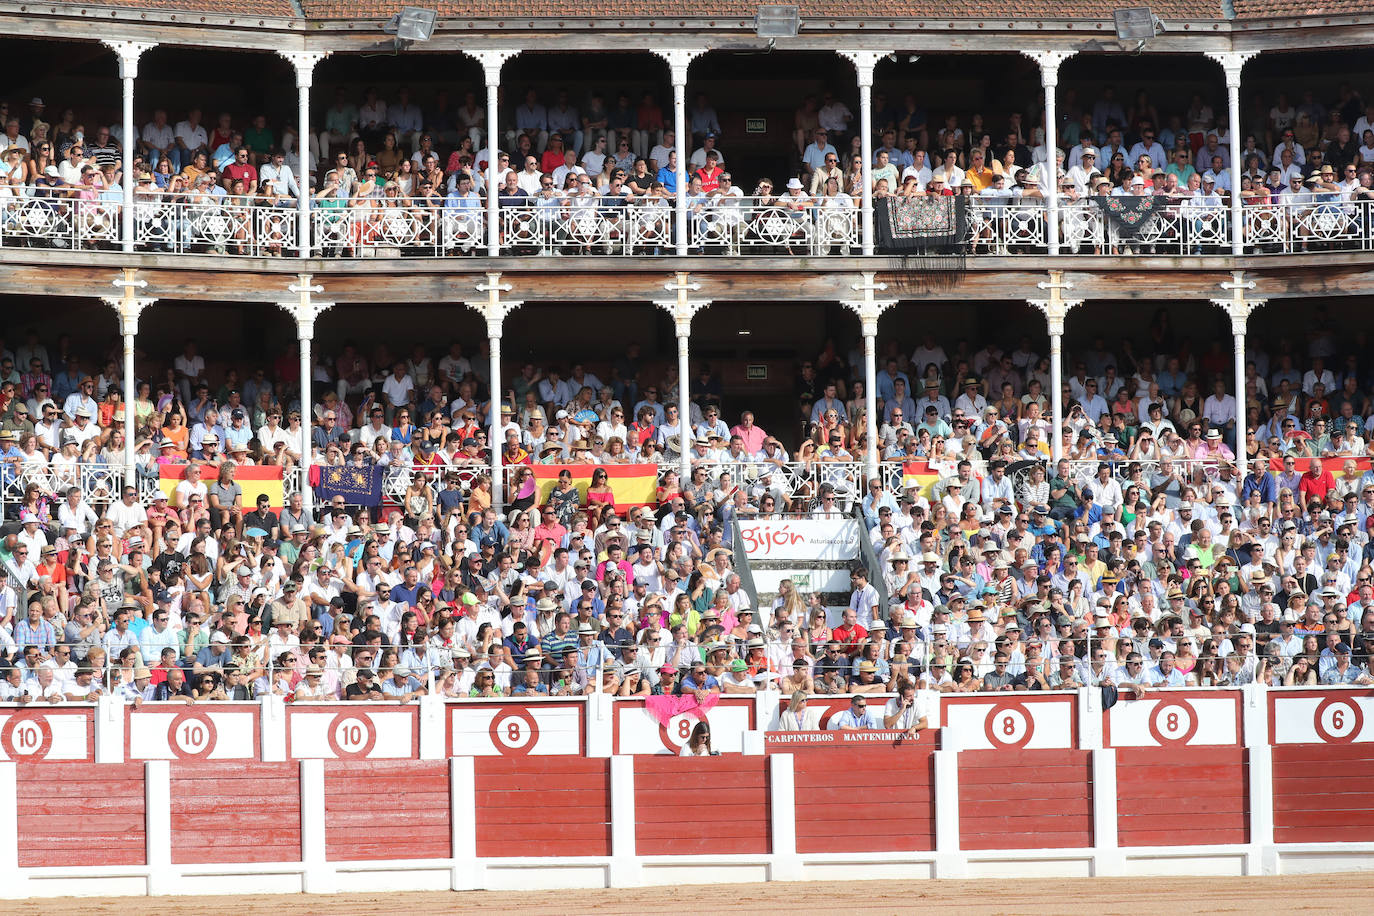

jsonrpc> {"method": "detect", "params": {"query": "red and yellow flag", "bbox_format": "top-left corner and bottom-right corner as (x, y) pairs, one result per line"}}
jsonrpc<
(901, 460), (941, 499)
(1267, 456), (1370, 474)
(158, 464), (285, 511)
(532, 463), (657, 510)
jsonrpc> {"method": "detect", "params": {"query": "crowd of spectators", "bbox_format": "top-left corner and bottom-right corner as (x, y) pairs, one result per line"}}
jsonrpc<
(5, 78), (1374, 253)
(4, 298), (1374, 706)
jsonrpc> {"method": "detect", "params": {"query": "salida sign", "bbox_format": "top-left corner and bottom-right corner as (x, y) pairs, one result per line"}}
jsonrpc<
(738, 520), (861, 561)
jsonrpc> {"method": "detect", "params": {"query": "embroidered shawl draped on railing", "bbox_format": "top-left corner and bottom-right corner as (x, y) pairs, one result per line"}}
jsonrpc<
(1093, 194), (1168, 239)
(874, 195), (969, 254)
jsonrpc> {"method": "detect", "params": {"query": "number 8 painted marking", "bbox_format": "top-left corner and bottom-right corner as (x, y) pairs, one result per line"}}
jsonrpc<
(984, 703), (1036, 748)
(1148, 700), (1199, 745)
(488, 707), (540, 756)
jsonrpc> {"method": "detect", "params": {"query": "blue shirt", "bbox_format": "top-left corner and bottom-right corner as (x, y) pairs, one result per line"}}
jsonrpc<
(829, 709), (883, 730)
(680, 674), (720, 692)
(503, 634), (540, 661)
(876, 370), (910, 404)
(1241, 471), (1277, 505)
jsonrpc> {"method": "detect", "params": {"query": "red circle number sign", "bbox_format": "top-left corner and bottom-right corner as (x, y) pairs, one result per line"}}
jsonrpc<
(1147, 699), (1200, 746)
(326, 711), (378, 758)
(1314, 696), (1364, 744)
(1, 714), (54, 760)
(984, 702), (1036, 749)
(166, 710), (219, 760)
(659, 713), (701, 752)
(488, 707), (540, 756)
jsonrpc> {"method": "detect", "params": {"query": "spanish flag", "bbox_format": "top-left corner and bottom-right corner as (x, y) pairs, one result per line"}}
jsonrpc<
(532, 463), (657, 510)
(1268, 456), (1370, 474)
(901, 460), (942, 499)
(158, 464), (285, 511)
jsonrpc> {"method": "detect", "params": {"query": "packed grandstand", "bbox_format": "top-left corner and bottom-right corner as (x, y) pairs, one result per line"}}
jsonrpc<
(4, 2), (1374, 716)
(4, 307), (1374, 700)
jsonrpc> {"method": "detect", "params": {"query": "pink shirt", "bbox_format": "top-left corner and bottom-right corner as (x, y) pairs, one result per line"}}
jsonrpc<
(731, 423), (768, 453)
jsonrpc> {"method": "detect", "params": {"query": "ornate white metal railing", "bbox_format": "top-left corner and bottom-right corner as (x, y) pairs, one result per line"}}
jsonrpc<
(4, 190), (1374, 257)
(5, 454), (1245, 523)
(1, 462), (125, 512)
(968, 200), (1231, 256)
(688, 196), (860, 255)
(132, 195), (299, 256)
(0, 198), (121, 250)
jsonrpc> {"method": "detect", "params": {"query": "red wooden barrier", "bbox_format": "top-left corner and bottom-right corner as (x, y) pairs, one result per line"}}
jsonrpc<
(1273, 743), (1374, 843)
(633, 756), (770, 856)
(959, 749), (1093, 850)
(1116, 747), (1249, 847)
(474, 757), (611, 857)
(15, 762), (146, 867)
(792, 746), (936, 853)
(325, 760), (451, 861)
(169, 762), (301, 864)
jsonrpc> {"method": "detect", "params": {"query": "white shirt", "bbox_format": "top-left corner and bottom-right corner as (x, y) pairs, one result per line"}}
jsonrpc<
(142, 121), (174, 151)
(174, 120), (208, 150)
(933, 165), (964, 187)
(883, 692), (931, 731)
(106, 499), (148, 535)
(1203, 393), (1237, 426)
(902, 164), (933, 186)
(849, 584), (880, 630)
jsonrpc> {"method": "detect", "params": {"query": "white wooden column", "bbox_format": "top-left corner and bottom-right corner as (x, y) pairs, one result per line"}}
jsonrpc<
(449, 756), (480, 889)
(299, 758), (334, 892)
(103, 40), (156, 253)
(276, 275), (334, 515)
(932, 747), (964, 878)
(279, 50), (330, 258)
(608, 755), (640, 887)
(1211, 272), (1266, 480)
(465, 273), (523, 515)
(102, 269), (155, 473)
(1028, 271), (1083, 462)
(1242, 683), (1276, 873)
(655, 272), (710, 483)
(1091, 747), (1123, 875)
(144, 759), (171, 894)
(838, 50), (884, 256)
(0, 762), (18, 895)
(1205, 51), (1258, 257)
(840, 272), (898, 480)
(653, 49), (706, 256)
(472, 50), (518, 256)
(1022, 49), (1075, 256)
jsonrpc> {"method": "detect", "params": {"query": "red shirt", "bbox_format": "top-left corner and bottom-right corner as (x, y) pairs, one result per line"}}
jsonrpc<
(833, 622), (869, 655)
(223, 163), (258, 188)
(695, 165), (722, 193)
(1298, 469), (1336, 506)
(541, 149), (566, 174)
(630, 422), (655, 446)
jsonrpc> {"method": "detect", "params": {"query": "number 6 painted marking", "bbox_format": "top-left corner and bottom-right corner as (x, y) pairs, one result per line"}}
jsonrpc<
(1314, 696), (1363, 744)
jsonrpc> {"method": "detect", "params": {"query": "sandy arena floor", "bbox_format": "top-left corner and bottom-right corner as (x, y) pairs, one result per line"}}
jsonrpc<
(6, 874), (1361, 915)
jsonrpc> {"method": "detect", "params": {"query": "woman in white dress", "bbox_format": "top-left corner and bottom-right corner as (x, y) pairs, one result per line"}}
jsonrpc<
(679, 720), (716, 756)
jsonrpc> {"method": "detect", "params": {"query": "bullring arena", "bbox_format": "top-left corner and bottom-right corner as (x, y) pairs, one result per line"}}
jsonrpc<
(5, 0), (1374, 906)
